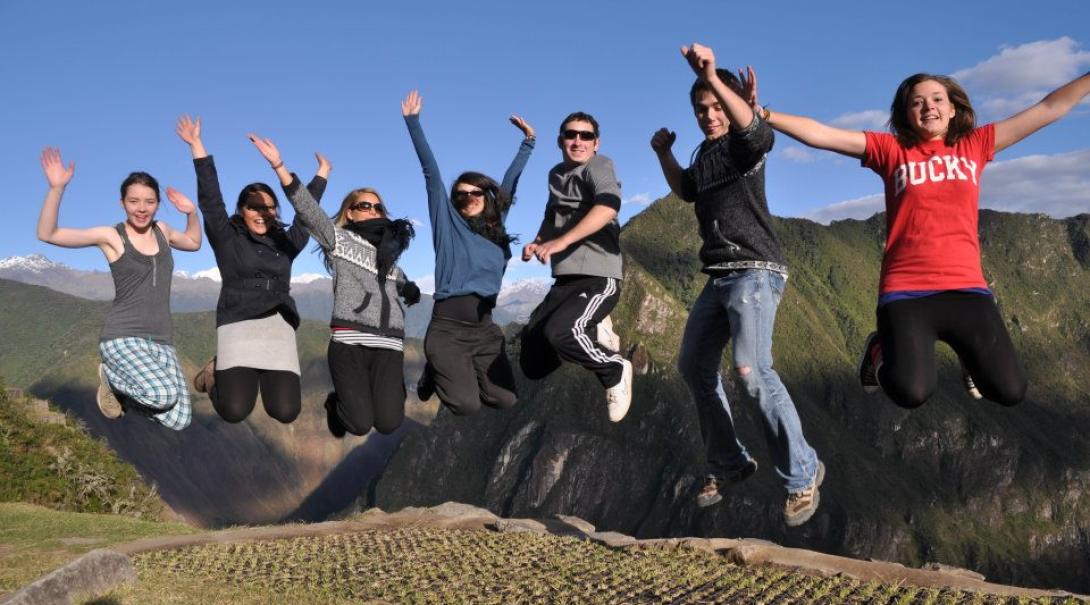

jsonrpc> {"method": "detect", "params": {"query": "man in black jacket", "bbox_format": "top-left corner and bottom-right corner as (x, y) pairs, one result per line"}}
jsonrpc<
(651, 44), (823, 527)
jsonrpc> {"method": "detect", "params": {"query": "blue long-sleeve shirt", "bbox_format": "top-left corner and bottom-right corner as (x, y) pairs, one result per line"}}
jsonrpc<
(405, 114), (534, 301)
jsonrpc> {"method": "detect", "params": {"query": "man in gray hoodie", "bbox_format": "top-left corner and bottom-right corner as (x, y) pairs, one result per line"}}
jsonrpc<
(520, 111), (633, 423)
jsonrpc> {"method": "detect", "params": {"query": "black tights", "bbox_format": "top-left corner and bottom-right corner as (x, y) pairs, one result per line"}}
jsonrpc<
(327, 340), (405, 435)
(210, 367), (301, 423)
(876, 291), (1027, 408)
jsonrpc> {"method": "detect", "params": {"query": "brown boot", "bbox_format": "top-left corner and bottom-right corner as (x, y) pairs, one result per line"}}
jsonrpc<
(193, 357), (216, 394)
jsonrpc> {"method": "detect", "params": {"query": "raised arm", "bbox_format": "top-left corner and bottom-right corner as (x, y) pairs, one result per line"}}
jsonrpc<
(500, 115), (536, 207)
(401, 90), (449, 228)
(682, 43), (756, 131)
(994, 70), (1090, 152)
(177, 115), (234, 245)
(284, 152), (333, 253)
(35, 148), (122, 259)
(765, 110), (867, 159)
(249, 134), (336, 250)
(158, 187), (202, 251)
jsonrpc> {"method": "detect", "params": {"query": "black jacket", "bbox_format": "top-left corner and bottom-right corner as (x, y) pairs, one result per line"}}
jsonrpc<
(195, 156), (326, 330)
(680, 115), (787, 271)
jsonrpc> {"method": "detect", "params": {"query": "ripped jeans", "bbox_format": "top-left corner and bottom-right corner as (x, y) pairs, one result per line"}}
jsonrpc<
(678, 269), (819, 493)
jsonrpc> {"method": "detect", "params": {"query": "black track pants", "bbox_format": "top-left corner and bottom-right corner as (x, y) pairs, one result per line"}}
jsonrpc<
(327, 340), (406, 435)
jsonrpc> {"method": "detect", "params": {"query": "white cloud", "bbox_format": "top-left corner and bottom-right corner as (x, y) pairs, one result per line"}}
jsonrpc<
(622, 192), (653, 207)
(952, 37), (1090, 119)
(799, 148), (1090, 224)
(415, 274), (435, 295)
(781, 146), (821, 163)
(980, 149), (1090, 216)
(804, 194), (884, 224)
(830, 110), (888, 130)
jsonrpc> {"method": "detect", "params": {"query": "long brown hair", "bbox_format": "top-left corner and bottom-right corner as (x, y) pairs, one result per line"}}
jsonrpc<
(451, 172), (515, 248)
(889, 73), (976, 148)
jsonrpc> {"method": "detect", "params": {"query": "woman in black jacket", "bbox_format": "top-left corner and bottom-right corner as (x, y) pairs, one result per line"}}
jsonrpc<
(177, 115), (330, 423)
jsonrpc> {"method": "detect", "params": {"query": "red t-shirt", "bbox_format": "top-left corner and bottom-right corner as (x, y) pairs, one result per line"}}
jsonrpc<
(863, 124), (995, 294)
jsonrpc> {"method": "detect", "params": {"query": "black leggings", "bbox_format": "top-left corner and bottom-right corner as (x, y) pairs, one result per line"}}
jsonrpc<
(211, 367), (301, 423)
(876, 291), (1027, 408)
(327, 340), (405, 435)
(424, 316), (517, 416)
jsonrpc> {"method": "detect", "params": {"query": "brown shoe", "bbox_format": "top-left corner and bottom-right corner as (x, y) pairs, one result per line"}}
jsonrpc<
(96, 364), (123, 419)
(193, 357), (216, 394)
(696, 459), (758, 508)
(784, 461), (825, 527)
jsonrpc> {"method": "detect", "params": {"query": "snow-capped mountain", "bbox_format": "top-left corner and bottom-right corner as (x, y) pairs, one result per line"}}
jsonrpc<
(0, 254), (550, 335)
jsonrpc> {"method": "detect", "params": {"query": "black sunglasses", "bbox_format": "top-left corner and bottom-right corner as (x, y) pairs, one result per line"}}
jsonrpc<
(561, 129), (597, 141)
(243, 203), (278, 213)
(349, 201), (385, 213)
(453, 189), (487, 202)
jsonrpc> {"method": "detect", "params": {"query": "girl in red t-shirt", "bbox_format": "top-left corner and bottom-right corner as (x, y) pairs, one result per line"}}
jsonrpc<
(754, 69), (1090, 408)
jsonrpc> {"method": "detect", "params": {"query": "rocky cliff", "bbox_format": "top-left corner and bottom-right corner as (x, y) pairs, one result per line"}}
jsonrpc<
(373, 198), (1090, 593)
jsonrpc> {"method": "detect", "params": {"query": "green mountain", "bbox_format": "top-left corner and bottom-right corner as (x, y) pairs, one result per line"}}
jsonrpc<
(374, 198), (1090, 593)
(0, 278), (430, 527)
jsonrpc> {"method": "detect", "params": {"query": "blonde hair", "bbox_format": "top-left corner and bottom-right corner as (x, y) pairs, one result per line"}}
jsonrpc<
(332, 188), (386, 226)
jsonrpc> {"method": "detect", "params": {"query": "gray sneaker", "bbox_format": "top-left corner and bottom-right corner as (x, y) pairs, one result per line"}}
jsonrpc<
(696, 459), (758, 508)
(784, 460), (825, 527)
(858, 332), (882, 394)
(96, 364), (123, 419)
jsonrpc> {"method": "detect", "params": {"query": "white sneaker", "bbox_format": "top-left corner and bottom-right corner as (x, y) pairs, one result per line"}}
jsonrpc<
(606, 359), (633, 422)
(597, 315), (621, 353)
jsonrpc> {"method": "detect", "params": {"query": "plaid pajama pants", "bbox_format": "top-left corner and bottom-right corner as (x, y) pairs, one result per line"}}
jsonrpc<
(99, 337), (192, 431)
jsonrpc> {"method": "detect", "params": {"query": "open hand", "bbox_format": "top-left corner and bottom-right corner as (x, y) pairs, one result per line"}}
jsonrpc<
(510, 114), (535, 139)
(315, 152), (332, 178)
(681, 43), (717, 81)
(401, 90), (422, 117)
(176, 115), (202, 146)
(40, 147), (74, 189)
(248, 133), (282, 168)
(650, 128), (677, 153)
(738, 65), (759, 107)
(165, 187), (196, 214)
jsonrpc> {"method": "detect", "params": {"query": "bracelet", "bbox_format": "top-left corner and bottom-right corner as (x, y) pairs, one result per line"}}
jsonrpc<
(759, 105), (772, 122)
(270, 161), (284, 170)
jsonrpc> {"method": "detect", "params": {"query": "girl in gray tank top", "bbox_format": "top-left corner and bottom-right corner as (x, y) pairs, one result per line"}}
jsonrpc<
(35, 147), (203, 430)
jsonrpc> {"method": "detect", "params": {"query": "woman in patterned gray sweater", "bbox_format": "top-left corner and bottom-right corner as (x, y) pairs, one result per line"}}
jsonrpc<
(249, 134), (420, 437)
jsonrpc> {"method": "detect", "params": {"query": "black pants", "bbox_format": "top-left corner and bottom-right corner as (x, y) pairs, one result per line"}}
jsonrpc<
(876, 291), (1027, 408)
(424, 316), (517, 416)
(211, 367), (301, 424)
(327, 340), (405, 435)
(520, 275), (624, 389)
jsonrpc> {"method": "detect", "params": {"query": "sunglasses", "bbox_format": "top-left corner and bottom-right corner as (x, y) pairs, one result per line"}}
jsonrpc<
(349, 201), (385, 213)
(561, 129), (597, 141)
(453, 189), (486, 202)
(243, 204), (278, 213)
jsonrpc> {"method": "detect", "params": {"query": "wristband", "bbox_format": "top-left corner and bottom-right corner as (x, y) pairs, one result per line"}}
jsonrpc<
(270, 161), (284, 170)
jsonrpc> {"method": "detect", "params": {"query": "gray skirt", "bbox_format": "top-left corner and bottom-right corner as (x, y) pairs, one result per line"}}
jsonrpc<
(216, 313), (300, 374)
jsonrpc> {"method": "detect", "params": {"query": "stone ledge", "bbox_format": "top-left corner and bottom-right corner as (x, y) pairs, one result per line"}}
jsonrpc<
(100, 502), (1086, 601)
(0, 549), (134, 605)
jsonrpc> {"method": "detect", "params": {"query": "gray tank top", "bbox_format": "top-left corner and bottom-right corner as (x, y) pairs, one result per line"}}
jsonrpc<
(100, 223), (174, 344)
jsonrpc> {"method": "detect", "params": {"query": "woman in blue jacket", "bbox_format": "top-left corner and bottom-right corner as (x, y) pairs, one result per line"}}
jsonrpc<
(401, 90), (534, 415)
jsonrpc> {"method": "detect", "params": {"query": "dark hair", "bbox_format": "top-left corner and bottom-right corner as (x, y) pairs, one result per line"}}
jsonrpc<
(451, 171), (516, 248)
(120, 172), (160, 202)
(236, 182), (280, 213)
(689, 69), (743, 107)
(558, 111), (600, 138)
(889, 73), (976, 148)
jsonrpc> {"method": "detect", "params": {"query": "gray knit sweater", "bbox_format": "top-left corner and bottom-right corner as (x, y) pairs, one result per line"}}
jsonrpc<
(283, 177), (410, 338)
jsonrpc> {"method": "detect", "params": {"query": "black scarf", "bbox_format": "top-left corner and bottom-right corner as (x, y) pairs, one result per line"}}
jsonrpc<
(342, 218), (415, 282)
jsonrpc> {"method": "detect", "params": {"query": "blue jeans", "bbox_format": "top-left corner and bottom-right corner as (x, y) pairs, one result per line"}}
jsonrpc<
(677, 270), (818, 493)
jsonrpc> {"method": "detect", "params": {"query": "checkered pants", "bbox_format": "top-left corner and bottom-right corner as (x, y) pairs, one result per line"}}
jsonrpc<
(99, 337), (192, 431)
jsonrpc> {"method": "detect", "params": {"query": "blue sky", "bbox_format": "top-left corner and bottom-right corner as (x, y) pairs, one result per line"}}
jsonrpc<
(3, 0), (1088, 288)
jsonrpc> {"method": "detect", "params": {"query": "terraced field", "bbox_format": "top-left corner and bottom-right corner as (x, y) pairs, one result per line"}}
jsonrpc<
(131, 528), (1084, 605)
